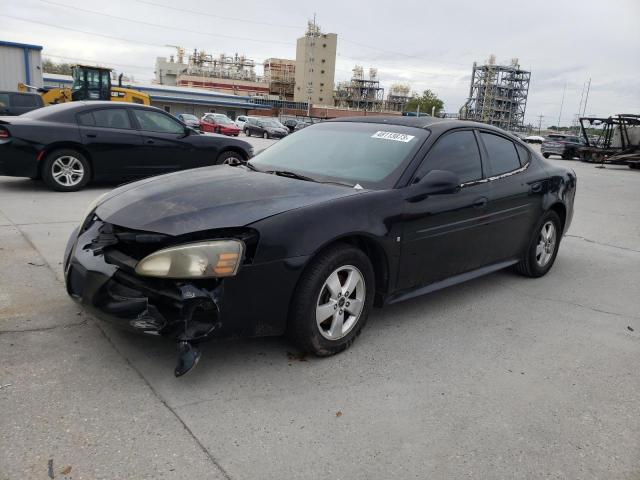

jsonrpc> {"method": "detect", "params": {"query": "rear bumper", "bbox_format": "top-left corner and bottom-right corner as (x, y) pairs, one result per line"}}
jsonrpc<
(541, 145), (565, 155)
(0, 143), (39, 178)
(64, 220), (308, 342)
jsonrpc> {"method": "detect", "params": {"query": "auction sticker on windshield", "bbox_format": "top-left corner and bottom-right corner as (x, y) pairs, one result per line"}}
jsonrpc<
(371, 131), (415, 142)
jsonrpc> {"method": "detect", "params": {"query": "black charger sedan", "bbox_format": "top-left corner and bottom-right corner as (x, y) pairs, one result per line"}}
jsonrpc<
(64, 116), (576, 376)
(0, 102), (252, 191)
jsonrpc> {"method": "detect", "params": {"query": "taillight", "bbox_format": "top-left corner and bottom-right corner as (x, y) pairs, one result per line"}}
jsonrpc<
(0, 128), (10, 139)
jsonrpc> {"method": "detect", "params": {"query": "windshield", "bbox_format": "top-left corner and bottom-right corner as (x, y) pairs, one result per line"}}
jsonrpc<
(260, 119), (283, 128)
(215, 116), (234, 125)
(249, 122), (429, 189)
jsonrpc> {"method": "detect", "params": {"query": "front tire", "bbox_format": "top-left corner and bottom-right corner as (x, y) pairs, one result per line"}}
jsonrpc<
(216, 150), (244, 166)
(245, 129), (251, 137)
(287, 244), (375, 356)
(542, 153), (550, 158)
(42, 149), (90, 192)
(513, 210), (562, 278)
(263, 132), (269, 139)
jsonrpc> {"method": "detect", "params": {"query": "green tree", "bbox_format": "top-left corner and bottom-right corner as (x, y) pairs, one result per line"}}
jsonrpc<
(42, 59), (73, 75)
(405, 89), (444, 116)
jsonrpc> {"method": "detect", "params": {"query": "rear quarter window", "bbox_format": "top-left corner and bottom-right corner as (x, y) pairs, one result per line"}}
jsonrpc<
(11, 94), (41, 107)
(480, 132), (521, 176)
(515, 143), (530, 165)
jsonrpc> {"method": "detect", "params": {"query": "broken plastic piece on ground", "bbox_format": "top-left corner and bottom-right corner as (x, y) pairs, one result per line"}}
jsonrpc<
(174, 341), (201, 377)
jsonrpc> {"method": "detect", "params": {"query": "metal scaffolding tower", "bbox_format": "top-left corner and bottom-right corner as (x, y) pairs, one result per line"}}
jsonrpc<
(385, 83), (411, 112)
(459, 55), (531, 131)
(334, 66), (384, 111)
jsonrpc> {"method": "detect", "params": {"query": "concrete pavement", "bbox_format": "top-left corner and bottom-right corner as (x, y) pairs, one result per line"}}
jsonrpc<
(1, 145), (639, 479)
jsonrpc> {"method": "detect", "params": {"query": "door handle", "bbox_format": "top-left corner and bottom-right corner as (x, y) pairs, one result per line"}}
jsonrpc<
(145, 139), (155, 145)
(86, 133), (97, 138)
(472, 197), (488, 209)
(531, 182), (542, 193)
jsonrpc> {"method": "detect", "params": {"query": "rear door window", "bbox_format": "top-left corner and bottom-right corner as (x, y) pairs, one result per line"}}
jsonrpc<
(92, 109), (132, 129)
(132, 109), (185, 134)
(415, 130), (483, 184)
(480, 132), (521, 176)
(0, 93), (9, 109)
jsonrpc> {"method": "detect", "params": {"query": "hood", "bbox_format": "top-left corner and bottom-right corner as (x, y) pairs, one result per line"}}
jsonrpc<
(95, 166), (362, 236)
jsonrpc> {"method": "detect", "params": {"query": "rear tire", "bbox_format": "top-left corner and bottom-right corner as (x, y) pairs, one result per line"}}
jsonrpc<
(629, 163), (640, 170)
(263, 132), (269, 139)
(561, 151), (573, 160)
(245, 129), (251, 137)
(513, 210), (562, 278)
(542, 153), (550, 158)
(41, 149), (91, 192)
(287, 244), (375, 356)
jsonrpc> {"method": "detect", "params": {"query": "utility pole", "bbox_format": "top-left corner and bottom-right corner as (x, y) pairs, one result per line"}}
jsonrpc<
(536, 114), (544, 135)
(557, 83), (566, 131)
(582, 78), (591, 117)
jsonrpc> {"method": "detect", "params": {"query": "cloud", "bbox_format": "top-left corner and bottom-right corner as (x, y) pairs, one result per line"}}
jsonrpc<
(2, 0), (639, 124)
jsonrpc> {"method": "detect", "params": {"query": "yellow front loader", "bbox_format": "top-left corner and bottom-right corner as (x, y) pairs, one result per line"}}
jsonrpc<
(18, 65), (150, 106)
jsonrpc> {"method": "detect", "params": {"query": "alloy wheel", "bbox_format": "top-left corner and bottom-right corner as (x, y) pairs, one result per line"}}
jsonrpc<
(222, 156), (242, 166)
(316, 265), (365, 340)
(535, 221), (557, 267)
(51, 156), (84, 187)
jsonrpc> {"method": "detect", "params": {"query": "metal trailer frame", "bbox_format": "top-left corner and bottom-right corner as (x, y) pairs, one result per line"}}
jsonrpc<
(578, 114), (640, 168)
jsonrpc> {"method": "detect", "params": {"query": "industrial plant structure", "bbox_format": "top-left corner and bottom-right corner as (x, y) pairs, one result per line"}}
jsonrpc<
(263, 58), (296, 101)
(155, 48), (269, 97)
(459, 55), (531, 130)
(384, 83), (411, 112)
(334, 66), (384, 111)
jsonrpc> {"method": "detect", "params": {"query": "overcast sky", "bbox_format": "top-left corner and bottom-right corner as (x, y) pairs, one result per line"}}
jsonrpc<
(2, 0), (639, 126)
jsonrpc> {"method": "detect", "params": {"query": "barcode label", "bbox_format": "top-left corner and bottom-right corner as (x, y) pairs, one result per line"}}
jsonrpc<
(371, 131), (415, 142)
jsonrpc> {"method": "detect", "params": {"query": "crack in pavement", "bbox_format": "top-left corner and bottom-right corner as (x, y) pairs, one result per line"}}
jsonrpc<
(496, 279), (640, 321)
(95, 324), (233, 480)
(0, 319), (88, 335)
(0, 211), (233, 480)
(565, 234), (640, 254)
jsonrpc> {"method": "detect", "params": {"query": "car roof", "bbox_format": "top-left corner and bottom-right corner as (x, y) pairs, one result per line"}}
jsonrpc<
(0, 90), (41, 96)
(326, 115), (514, 135)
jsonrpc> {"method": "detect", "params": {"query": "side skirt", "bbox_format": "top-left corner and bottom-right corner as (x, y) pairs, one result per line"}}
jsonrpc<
(385, 259), (519, 305)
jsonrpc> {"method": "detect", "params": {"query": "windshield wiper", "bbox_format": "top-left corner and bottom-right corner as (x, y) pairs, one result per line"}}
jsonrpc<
(263, 169), (356, 188)
(267, 170), (317, 182)
(242, 162), (261, 172)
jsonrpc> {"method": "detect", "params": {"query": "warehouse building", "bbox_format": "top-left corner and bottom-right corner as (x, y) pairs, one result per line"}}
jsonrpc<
(43, 73), (271, 119)
(0, 40), (43, 90)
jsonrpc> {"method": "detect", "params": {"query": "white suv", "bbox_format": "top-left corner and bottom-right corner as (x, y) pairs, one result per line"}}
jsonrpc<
(236, 115), (251, 130)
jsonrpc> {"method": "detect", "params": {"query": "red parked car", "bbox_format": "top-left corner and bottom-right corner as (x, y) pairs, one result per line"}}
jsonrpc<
(200, 113), (241, 136)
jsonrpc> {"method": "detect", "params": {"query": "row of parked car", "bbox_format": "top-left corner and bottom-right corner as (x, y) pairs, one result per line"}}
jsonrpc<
(175, 113), (313, 139)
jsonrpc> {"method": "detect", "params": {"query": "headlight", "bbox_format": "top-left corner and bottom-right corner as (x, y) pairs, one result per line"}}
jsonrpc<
(135, 240), (244, 279)
(82, 192), (109, 221)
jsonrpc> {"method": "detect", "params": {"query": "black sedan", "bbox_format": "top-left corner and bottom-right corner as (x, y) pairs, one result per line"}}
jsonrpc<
(63, 116), (576, 376)
(244, 117), (289, 139)
(0, 102), (252, 191)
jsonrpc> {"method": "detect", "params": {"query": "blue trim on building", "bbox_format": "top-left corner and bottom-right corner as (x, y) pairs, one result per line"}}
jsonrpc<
(0, 40), (43, 50)
(23, 48), (30, 85)
(42, 75), (271, 110)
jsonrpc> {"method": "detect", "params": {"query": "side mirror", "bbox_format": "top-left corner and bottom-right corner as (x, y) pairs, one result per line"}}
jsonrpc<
(404, 170), (461, 202)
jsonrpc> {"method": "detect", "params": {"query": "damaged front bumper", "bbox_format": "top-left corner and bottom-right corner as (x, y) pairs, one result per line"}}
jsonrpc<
(64, 219), (307, 376)
(64, 221), (223, 342)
